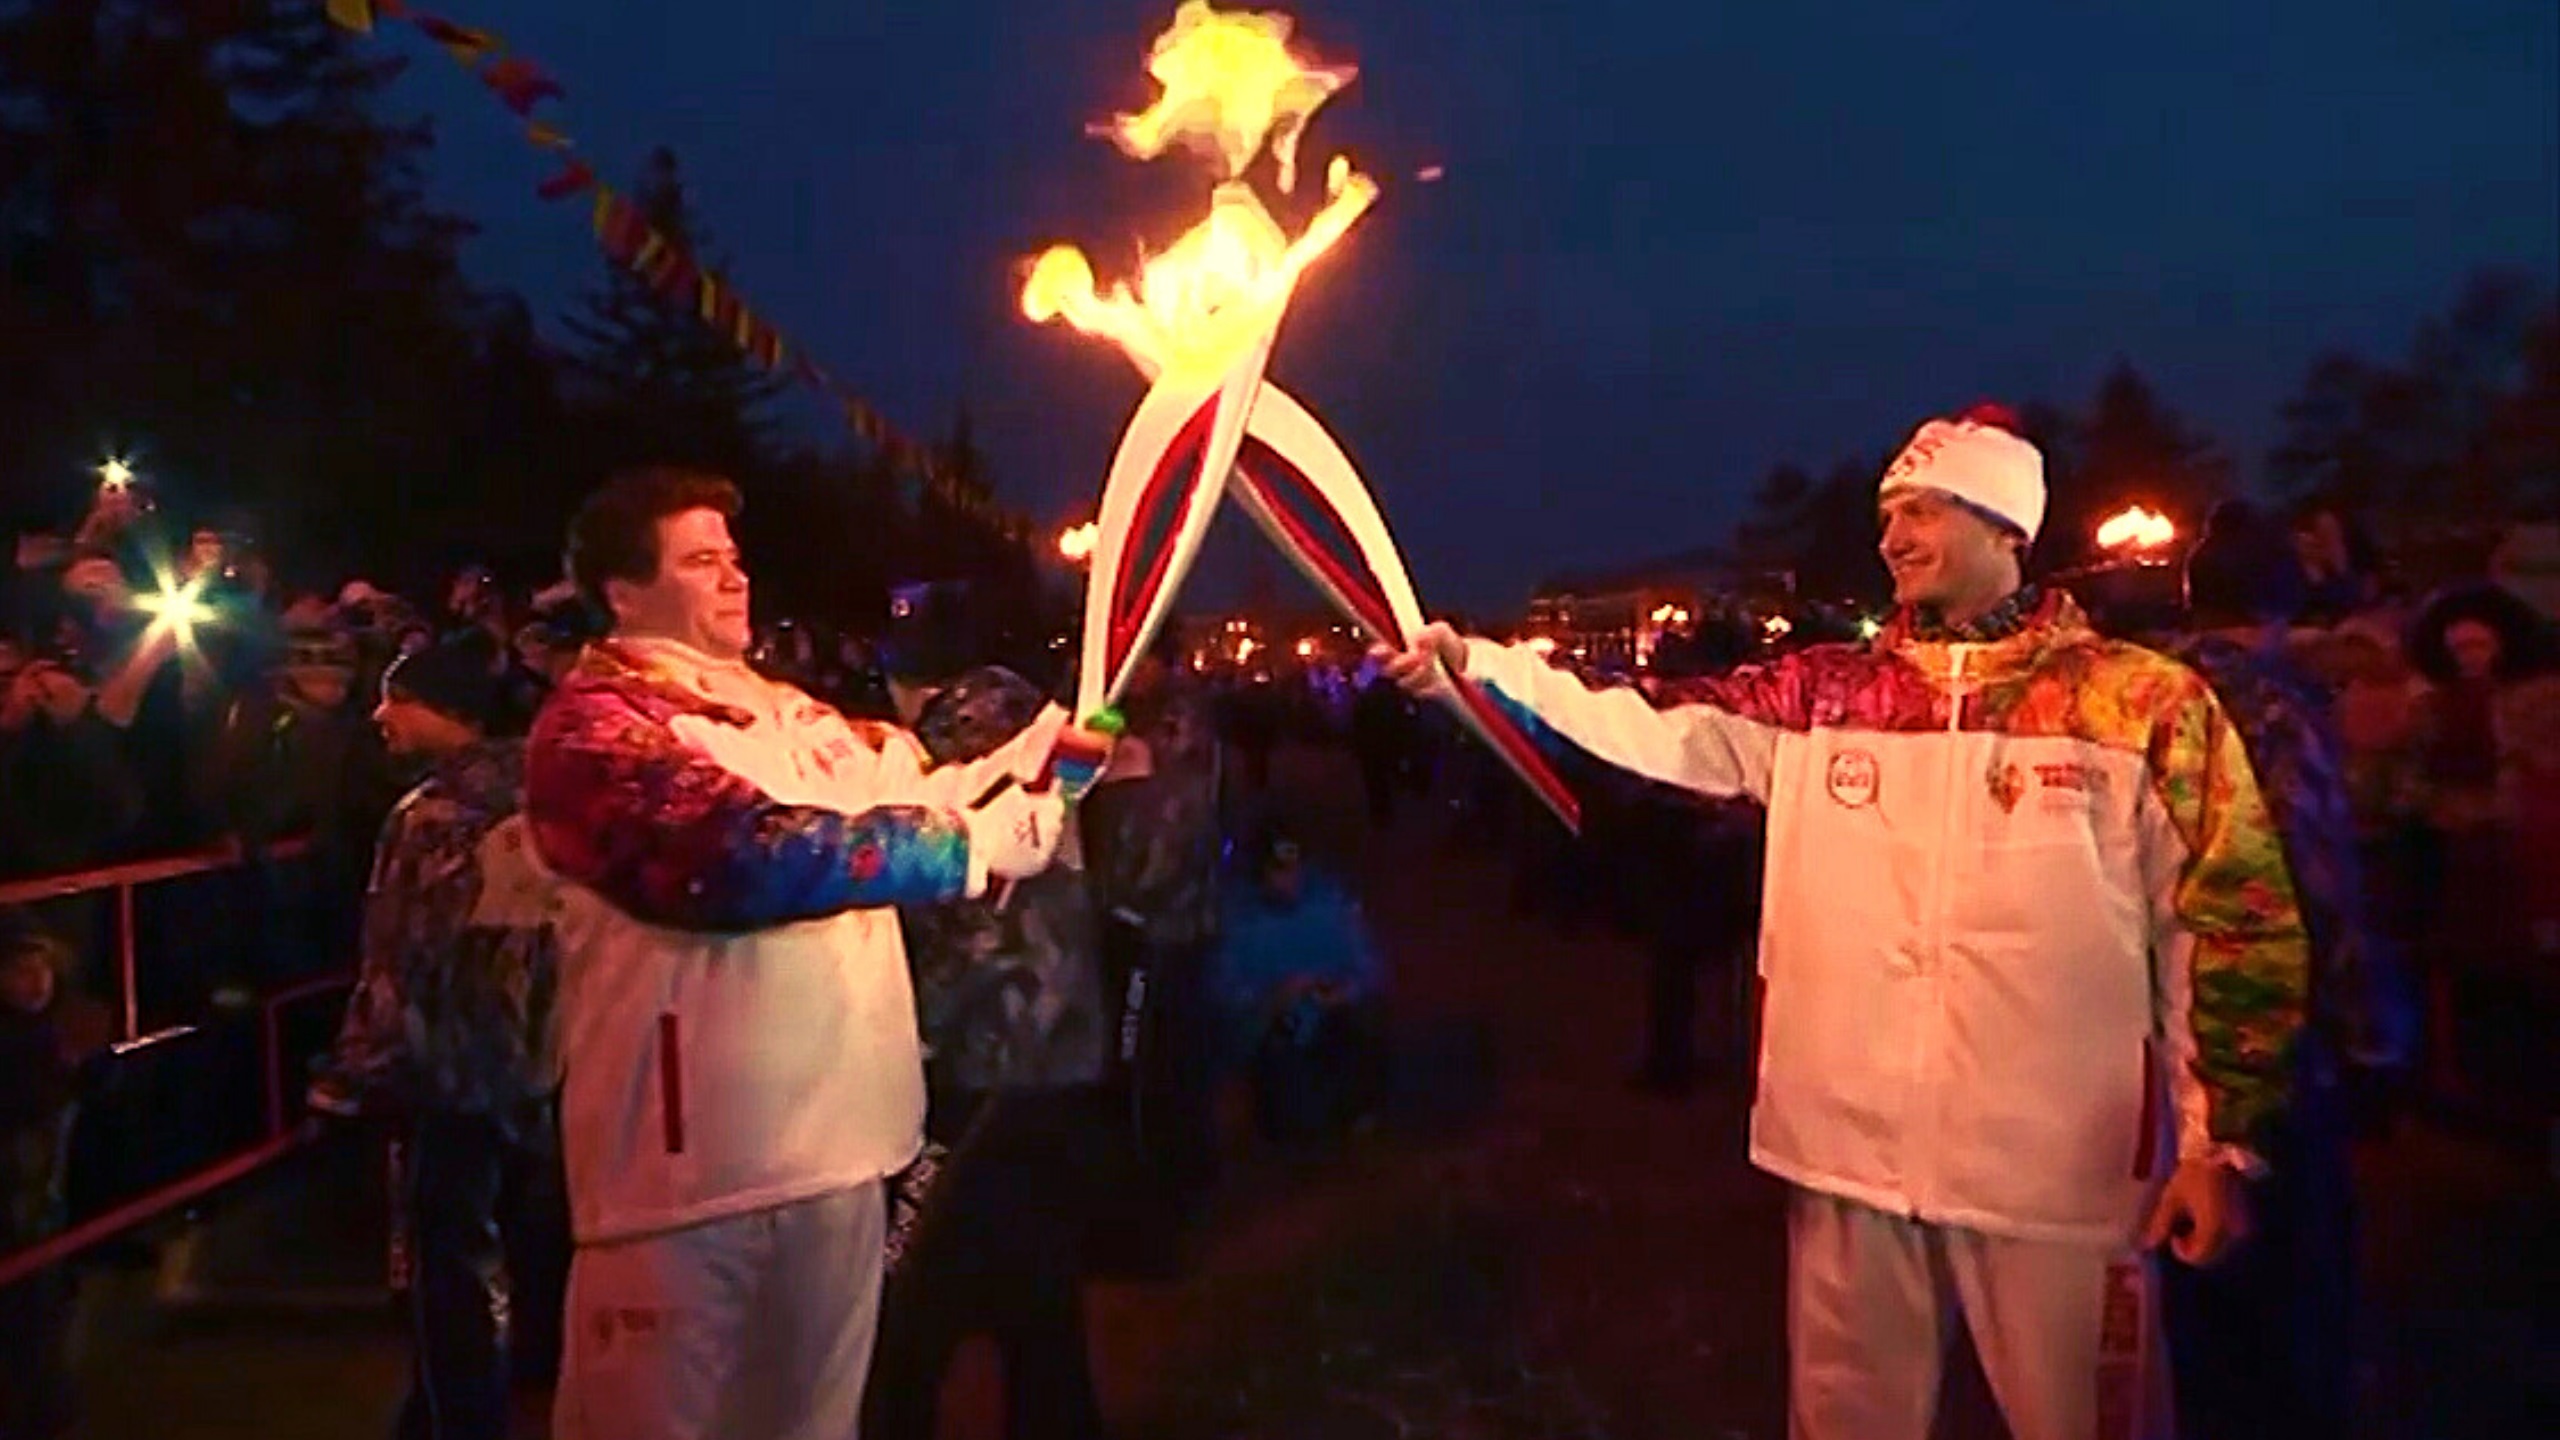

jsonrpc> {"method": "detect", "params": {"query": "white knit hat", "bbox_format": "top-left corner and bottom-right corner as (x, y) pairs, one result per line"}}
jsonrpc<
(1878, 409), (2046, 544)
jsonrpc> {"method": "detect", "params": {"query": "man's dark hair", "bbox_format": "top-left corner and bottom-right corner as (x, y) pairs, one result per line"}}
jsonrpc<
(564, 467), (742, 616)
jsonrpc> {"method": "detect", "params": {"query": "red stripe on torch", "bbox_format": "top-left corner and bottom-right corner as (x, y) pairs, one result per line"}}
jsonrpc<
(1104, 394), (1222, 686)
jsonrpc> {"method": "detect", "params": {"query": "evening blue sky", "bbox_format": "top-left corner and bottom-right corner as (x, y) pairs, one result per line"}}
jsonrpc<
(401, 0), (2558, 609)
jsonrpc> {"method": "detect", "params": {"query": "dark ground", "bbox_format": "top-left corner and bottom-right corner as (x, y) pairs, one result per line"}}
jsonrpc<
(47, 745), (2560, 1439)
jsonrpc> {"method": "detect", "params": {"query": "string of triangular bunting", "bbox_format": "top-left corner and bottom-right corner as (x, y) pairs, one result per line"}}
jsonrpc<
(325, 0), (1034, 543)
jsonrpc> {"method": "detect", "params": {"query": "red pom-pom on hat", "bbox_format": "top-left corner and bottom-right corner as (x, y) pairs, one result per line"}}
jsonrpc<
(1955, 401), (2023, 434)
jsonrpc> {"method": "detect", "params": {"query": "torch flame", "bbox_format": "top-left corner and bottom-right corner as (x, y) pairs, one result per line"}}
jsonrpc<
(2095, 506), (2177, 552)
(1022, 3), (1377, 381)
(1100, 0), (1355, 192)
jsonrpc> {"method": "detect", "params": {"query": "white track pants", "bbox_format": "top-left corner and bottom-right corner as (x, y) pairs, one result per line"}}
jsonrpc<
(553, 1183), (886, 1440)
(1786, 1188), (2172, 1440)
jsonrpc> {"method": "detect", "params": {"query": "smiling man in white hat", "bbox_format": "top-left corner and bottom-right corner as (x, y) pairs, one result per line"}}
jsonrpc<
(1381, 405), (2309, 1440)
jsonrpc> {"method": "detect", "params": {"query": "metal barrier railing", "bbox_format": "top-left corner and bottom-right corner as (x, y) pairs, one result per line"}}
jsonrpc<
(0, 841), (352, 1292)
(0, 837), (314, 1041)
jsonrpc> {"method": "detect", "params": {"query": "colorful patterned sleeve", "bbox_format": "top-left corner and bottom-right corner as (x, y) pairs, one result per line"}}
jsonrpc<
(320, 791), (471, 1103)
(525, 686), (973, 932)
(2143, 680), (2312, 1158)
(1461, 639), (1811, 804)
(315, 803), (424, 1104)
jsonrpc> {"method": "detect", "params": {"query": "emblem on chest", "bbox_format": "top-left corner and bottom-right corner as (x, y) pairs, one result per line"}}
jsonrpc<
(1825, 749), (1880, 809)
(1987, 762), (2027, 814)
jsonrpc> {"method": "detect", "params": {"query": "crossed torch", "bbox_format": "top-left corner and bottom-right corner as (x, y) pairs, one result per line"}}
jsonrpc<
(1022, 2), (1579, 831)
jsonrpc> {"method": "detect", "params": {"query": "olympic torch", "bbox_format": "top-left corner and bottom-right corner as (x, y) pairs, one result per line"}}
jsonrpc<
(1021, 2), (1579, 830)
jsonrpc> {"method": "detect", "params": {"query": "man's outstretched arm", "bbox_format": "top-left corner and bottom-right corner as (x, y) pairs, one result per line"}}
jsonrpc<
(526, 687), (1060, 932)
(1379, 623), (1802, 804)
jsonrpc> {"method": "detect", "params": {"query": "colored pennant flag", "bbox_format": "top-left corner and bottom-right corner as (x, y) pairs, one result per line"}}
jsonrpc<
(535, 157), (595, 201)
(331, 0), (1036, 543)
(647, 250), (699, 305)
(413, 14), (499, 67)
(590, 188), (640, 263)
(628, 225), (666, 274)
(481, 57), (565, 116)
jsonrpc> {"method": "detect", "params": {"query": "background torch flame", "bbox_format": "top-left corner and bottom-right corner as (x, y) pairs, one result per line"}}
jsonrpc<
(1022, 3), (1376, 380)
(2095, 505), (2177, 552)
(1057, 521), (1099, 563)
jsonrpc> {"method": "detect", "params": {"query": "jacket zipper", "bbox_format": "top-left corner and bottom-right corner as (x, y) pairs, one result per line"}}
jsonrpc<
(1908, 644), (1973, 1217)
(1928, 645), (1972, 959)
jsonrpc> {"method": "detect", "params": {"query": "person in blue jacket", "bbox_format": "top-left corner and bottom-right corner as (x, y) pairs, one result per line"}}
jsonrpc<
(1209, 822), (1387, 1143)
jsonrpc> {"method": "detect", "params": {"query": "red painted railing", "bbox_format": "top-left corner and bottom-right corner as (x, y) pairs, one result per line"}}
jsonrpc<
(0, 837), (315, 1041)
(0, 842), (352, 1291)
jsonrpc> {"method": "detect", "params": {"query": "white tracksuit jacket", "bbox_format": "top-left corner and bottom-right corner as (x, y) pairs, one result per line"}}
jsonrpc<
(1468, 592), (2309, 1244)
(524, 638), (1062, 1245)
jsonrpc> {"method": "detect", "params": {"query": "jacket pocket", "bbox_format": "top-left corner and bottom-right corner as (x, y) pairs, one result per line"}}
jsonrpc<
(658, 1011), (686, 1155)
(2131, 1038), (2160, 1181)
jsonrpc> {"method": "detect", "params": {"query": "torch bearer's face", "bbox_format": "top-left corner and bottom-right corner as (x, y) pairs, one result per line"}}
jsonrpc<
(607, 508), (754, 662)
(1878, 489), (2019, 616)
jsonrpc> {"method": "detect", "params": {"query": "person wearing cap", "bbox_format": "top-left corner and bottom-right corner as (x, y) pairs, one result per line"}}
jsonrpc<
(2161, 502), (2411, 1439)
(524, 467), (1107, 1440)
(311, 628), (571, 1440)
(193, 605), (389, 953)
(1379, 406), (2309, 1440)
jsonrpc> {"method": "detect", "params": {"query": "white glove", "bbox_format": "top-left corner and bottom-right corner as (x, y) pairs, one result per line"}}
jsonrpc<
(959, 781), (1066, 897)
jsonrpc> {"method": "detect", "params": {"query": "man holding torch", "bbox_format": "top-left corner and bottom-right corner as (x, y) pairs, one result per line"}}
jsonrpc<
(1379, 406), (2309, 1440)
(524, 467), (1110, 1440)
